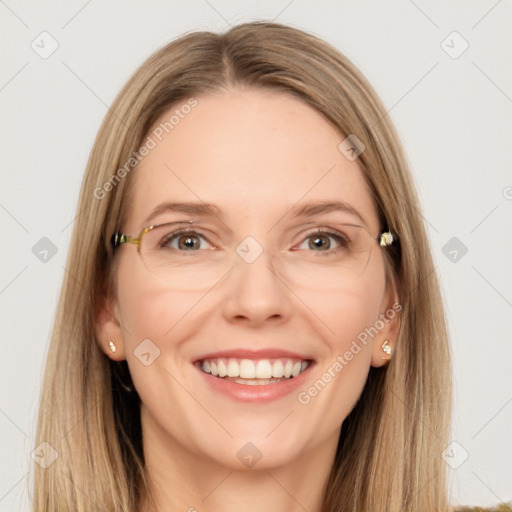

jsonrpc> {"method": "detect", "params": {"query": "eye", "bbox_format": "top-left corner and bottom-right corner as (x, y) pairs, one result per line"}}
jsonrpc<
(296, 230), (348, 252)
(163, 231), (212, 251)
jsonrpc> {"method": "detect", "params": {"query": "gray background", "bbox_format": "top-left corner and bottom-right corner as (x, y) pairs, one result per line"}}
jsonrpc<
(1, 0), (511, 509)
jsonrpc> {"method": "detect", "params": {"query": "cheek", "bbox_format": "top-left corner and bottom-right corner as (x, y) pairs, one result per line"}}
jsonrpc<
(305, 285), (382, 338)
(114, 258), (209, 391)
(296, 258), (386, 351)
(115, 254), (209, 343)
(294, 264), (386, 416)
(114, 263), (216, 448)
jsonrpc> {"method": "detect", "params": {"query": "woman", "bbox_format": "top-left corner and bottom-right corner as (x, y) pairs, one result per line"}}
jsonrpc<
(33, 21), (453, 511)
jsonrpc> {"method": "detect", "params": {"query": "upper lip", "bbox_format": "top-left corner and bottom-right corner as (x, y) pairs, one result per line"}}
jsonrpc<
(193, 348), (314, 363)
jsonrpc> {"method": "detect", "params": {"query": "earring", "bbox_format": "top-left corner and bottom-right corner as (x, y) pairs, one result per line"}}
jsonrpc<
(108, 341), (117, 353)
(381, 339), (392, 359)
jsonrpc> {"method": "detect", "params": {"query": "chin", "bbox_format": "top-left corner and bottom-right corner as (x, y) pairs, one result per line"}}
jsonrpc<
(206, 427), (312, 470)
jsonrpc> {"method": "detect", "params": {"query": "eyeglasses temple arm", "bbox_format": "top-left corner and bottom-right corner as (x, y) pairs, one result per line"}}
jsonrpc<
(111, 232), (140, 251)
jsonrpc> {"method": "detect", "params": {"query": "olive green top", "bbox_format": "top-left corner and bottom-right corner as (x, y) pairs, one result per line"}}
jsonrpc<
(456, 504), (512, 512)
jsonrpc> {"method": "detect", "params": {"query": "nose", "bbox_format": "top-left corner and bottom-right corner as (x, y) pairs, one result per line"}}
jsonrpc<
(221, 250), (292, 327)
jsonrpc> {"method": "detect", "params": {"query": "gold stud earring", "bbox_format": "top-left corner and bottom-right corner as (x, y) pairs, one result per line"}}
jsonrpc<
(108, 341), (117, 353)
(381, 339), (392, 359)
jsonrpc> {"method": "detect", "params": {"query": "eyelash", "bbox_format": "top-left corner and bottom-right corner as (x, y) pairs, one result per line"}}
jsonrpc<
(159, 228), (349, 253)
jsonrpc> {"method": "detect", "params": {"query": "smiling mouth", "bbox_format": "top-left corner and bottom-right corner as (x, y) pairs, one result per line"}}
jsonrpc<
(196, 357), (312, 386)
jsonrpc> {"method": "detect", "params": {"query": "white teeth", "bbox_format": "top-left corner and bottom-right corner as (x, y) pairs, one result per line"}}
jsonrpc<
(256, 360), (273, 379)
(272, 360), (284, 378)
(240, 359), (256, 379)
(227, 358), (238, 377)
(199, 357), (310, 380)
(230, 377), (281, 386)
(284, 360), (293, 378)
(218, 360), (227, 377)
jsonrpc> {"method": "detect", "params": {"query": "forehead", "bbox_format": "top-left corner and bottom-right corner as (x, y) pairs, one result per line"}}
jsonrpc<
(126, 88), (379, 232)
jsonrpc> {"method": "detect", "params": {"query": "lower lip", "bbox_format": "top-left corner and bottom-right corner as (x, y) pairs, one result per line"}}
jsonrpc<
(195, 363), (314, 403)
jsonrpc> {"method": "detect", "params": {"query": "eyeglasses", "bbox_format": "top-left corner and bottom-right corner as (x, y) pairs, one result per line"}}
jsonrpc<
(111, 222), (397, 291)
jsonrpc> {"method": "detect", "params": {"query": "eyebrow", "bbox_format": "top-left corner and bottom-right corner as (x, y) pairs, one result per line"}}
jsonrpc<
(143, 200), (366, 228)
(290, 201), (366, 226)
(144, 202), (223, 226)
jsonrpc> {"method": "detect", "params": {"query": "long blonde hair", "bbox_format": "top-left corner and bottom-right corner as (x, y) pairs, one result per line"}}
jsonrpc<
(33, 21), (451, 511)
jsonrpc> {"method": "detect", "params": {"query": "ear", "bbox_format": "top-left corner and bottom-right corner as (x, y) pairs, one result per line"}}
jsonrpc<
(95, 292), (126, 361)
(370, 278), (401, 367)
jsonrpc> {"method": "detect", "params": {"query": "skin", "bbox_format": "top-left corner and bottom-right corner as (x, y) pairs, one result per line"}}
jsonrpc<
(97, 87), (399, 512)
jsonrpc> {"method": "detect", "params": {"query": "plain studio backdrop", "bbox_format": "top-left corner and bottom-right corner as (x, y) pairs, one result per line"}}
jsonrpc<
(1, 1), (511, 510)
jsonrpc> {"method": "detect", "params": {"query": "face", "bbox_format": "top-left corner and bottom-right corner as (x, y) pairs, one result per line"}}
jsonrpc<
(97, 87), (399, 471)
